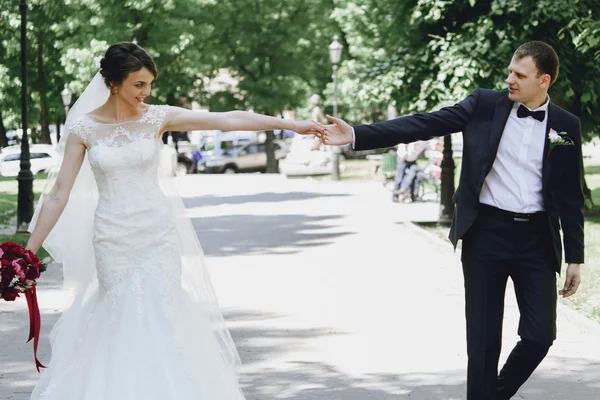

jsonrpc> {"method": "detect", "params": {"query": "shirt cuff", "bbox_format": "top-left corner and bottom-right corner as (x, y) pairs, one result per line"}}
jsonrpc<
(351, 127), (356, 149)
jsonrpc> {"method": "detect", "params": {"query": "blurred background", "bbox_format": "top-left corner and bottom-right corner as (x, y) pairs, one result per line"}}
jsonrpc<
(1, 0), (600, 318)
(3, 4), (600, 398)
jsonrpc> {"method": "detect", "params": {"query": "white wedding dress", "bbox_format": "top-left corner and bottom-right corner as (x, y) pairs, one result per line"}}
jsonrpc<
(30, 105), (245, 400)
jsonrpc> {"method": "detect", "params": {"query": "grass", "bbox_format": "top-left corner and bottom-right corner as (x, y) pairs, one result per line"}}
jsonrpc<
(0, 192), (20, 225)
(311, 158), (385, 182)
(562, 162), (600, 321)
(0, 191), (43, 226)
(584, 165), (600, 175)
(312, 156), (463, 184)
(0, 173), (49, 260)
(0, 233), (50, 260)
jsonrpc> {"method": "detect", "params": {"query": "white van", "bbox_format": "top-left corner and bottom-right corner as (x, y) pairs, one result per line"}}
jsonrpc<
(0, 144), (59, 177)
(196, 131), (258, 157)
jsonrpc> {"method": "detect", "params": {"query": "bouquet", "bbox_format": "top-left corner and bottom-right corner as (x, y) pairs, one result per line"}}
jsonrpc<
(0, 241), (47, 371)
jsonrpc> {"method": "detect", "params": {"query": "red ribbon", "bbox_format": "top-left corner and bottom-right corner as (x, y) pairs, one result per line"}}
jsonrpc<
(25, 286), (46, 372)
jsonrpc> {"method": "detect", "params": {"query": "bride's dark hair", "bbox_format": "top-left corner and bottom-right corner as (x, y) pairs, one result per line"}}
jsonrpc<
(99, 42), (157, 88)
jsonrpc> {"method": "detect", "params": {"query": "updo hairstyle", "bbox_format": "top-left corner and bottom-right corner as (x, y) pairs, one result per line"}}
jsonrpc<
(98, 42), (158, 89)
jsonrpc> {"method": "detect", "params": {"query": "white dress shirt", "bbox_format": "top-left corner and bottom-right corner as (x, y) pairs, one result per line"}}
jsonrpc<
(479, 97), (549, 213)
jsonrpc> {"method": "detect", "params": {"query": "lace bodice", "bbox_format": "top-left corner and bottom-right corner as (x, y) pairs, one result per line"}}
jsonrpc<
(70, 105), (169, 148)
(69, 105), (170, 211)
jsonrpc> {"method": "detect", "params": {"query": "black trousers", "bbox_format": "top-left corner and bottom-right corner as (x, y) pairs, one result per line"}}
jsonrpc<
(461, 205), (557, 400)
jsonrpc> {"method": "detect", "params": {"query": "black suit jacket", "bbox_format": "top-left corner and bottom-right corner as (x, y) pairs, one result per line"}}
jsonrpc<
(354, 89), (585, 272)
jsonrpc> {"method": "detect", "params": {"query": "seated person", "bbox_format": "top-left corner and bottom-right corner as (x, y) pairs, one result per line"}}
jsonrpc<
(394, 140), (428, 200)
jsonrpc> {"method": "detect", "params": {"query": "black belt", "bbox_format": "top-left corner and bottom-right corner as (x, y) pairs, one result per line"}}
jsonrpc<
(479, 204), (547, 223)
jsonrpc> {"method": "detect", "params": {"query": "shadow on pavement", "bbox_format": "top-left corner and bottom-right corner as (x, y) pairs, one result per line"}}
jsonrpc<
(241, 365), (466, 400)
(4, 308), (600, 400)
(192, 214), (355, 257)
(227, 308), (600, 399)
(0, 309), (61, 399)
(224, 309), (466, 399)
(183, 191), (350, 208)
(38, 262), (64, 291)
(1, 263), (64, 398)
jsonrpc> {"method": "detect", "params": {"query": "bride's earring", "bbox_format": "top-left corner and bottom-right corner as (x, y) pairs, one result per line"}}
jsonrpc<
(111, 87), (118, 95)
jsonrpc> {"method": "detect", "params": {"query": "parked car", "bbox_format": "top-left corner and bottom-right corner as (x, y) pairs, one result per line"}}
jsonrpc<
(5, 130), (19, 146)
(161, 131), (201, 177)
(196, 131), (257, 158)
(0, 144), (59, 177)
(199, 140), (288, 173)
(176, 152), (194, 176)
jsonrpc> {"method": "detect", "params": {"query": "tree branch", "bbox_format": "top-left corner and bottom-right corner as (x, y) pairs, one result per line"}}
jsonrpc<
(224, 32), (258, 81)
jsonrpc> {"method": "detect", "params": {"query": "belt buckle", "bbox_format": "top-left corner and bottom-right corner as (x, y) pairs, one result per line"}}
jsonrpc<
(513, 216), (530, 222)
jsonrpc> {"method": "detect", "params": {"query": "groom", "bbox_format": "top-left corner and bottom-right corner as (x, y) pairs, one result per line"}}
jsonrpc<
(316, 41), (585, 399)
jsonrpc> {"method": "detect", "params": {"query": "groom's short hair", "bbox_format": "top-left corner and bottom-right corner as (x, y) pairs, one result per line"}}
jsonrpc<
(514, 41), (560, 85)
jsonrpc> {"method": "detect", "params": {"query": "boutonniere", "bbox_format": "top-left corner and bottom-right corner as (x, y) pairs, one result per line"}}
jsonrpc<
(547, 128), (573, 158)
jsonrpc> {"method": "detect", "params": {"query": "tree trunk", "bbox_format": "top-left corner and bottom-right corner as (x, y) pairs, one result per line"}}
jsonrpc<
(265, 129), (277, 173)
(0, 111), (7, 148)
(568, 90), (594, 209)
(36, 33), (51, 144)
(56, 120), (61, 144)
(438, 135), (455, 225)
(584, 178), (595, 209)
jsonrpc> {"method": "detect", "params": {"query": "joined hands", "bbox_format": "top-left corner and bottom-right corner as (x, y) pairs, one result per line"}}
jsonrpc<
(296, 115), (354, 146)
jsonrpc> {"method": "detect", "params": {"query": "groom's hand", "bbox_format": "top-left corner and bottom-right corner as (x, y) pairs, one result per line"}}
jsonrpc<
(320, 115), (354, 146)
(559, 263), (581, 298)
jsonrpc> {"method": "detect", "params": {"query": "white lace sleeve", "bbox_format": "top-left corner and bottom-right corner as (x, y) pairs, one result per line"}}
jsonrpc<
(139, 104), (170, 131)
(68, 116), (92, 147)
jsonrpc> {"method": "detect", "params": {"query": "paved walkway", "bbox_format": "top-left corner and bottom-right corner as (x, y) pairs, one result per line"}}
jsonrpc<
(1, 174), (599, 399)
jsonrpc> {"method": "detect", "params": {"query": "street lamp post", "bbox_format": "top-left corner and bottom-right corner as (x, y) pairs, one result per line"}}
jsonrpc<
(17, 0), (34, 233)
(60, 84), (72, 143)
(329, 35), (343, 181)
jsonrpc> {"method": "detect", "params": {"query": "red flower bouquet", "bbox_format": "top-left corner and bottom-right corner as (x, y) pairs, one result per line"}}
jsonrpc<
(0, 241), (47, 371)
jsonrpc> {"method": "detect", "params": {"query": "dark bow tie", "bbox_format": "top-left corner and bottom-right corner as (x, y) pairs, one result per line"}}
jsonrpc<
(517, 104), (545, 122)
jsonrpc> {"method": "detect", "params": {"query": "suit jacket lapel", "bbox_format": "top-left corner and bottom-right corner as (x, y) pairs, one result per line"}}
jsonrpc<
(486, 94), (513, 173)
(542, 103), (557, 192)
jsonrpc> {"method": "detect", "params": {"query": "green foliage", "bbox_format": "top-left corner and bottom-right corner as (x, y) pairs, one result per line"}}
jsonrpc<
(3, 1), (597, 139)
(57, 0), (214, 107)
(187, 0), (339, 171)
(0, 0), (339, 136)
(563, 0), (600, 59)
(0, 0), (30, 129)
(190, 0), (338, 115)
(332, 0), (600, 138)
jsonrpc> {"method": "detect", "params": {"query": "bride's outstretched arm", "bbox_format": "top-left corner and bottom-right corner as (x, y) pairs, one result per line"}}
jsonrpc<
(162, 106), (322, 135)
(26, 135), (86, 253)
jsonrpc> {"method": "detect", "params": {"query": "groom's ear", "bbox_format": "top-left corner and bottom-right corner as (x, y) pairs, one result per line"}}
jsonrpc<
(540, 73), (551, 89)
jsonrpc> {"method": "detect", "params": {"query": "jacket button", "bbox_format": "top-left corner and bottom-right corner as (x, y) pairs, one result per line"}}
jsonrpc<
(478, 182), (483, 187)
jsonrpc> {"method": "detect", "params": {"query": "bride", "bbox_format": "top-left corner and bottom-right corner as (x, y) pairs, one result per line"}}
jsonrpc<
(25, 42), (321, 399)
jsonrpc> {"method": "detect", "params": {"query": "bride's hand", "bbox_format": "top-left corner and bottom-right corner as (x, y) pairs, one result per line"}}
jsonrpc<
(292, 120), (324, 136)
